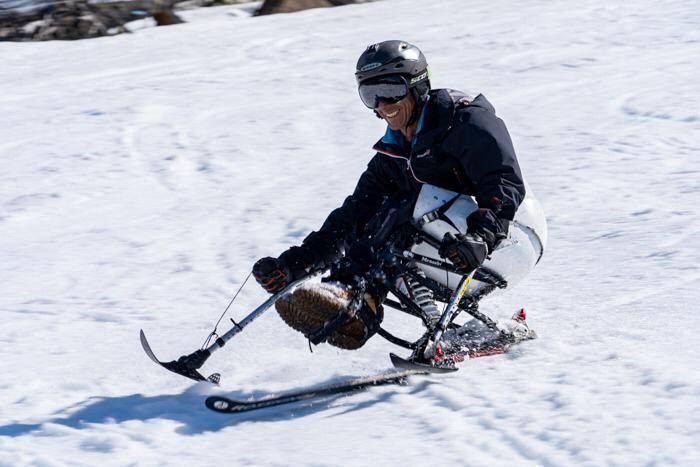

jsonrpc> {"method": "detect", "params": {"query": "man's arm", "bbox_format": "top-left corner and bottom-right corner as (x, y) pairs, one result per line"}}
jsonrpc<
(253, 154), (394, 292)
(452, 108), (526, 246)
(435, 108), (526, 275)
(301, 154), (395, 267)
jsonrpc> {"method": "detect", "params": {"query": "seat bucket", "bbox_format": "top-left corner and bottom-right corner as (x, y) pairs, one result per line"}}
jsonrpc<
(411, 184), (547, 296)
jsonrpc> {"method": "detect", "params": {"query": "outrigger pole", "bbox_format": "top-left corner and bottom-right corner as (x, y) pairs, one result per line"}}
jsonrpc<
(139, 276), (314, 383)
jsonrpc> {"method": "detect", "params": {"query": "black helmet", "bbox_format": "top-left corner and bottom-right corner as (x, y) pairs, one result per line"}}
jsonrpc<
(355, 40), (431, 101)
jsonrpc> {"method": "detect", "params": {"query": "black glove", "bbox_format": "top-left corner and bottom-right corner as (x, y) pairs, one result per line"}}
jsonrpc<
(467, 208), (509, 250)
(253, 245), (323, 294)
(329, 241), (375, 285)
(438, 232), (489, 275)
(252, 257), (290, 293)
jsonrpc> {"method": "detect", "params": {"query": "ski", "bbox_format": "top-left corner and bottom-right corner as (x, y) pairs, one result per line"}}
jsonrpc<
(140, 330), (220, 383)
(390, 309), (537, 372)
(205, 369), (424, 413)
(389, 353), (459, 373)
(389, 338), (524, 373)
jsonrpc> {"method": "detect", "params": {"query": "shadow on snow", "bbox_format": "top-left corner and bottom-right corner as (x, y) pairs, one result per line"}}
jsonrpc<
(0, 378), (435, 437)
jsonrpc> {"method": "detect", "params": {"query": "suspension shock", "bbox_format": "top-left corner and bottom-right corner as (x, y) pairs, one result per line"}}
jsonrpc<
(405, 271), (441, 324)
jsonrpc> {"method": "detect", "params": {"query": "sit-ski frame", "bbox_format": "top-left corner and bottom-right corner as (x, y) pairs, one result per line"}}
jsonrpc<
(140, 231), (509, 383)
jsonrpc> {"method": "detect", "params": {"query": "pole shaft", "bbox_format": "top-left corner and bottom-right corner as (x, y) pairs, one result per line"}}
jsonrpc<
(203, 275), (314, 356)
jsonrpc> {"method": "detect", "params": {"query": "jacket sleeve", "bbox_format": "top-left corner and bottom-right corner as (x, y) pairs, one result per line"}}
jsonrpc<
(450, 108), (526, 247)
(298, 154), (394, 268)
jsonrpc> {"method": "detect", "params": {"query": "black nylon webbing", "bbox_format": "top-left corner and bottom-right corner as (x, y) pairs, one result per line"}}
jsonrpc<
(414, 193), (462, 229)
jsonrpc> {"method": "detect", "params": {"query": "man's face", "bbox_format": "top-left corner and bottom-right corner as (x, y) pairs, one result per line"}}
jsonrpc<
(375, 93), (415, 131)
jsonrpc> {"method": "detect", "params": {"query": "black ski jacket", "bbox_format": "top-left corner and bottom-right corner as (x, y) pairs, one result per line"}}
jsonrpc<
(298, 89), (526, 270)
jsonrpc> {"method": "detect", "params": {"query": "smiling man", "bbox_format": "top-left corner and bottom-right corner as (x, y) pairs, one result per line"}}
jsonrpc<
(252, 40), (528, 350)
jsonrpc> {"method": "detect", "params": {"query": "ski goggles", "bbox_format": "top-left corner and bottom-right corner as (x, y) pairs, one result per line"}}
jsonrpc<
(358, 75), (410, 109)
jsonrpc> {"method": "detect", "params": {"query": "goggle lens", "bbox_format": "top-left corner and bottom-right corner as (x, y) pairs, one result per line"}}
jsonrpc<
(358, 77), (409, 109)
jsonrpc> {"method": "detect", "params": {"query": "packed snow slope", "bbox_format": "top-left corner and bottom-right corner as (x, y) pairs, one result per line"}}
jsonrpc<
(1, 0), (699, 465)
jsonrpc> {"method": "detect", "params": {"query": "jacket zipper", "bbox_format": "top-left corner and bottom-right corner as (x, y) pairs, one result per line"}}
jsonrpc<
(374, 148), (428, 184)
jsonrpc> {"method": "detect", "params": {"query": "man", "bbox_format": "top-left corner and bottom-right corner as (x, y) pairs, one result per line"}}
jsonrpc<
(252, 40), (526, 350)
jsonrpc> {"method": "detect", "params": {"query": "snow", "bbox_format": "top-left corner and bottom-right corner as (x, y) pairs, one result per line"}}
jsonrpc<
(1, 0), (699, 465)
(0, 0), (50, 16)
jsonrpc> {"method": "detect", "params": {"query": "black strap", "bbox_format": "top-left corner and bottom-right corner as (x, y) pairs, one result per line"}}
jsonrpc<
(307, 309), (352, 345)
(306, 289), (365, 345)
(414, 193), (461, 229)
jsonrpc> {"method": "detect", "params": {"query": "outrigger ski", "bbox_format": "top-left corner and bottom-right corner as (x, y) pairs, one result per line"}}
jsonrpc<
(140, 330), (220, 384)
(205, 369), (423, 413)
(140, 277), (315, 385)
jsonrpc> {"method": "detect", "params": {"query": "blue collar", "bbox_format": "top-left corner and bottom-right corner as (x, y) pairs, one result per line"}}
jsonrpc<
(380, 95), (431, 150)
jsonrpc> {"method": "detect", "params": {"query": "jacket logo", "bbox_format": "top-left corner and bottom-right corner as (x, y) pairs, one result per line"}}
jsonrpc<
(415, 149), (432, 159)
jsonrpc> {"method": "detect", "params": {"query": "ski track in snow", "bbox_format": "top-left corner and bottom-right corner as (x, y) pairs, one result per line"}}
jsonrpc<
(1, 0), (699, 465)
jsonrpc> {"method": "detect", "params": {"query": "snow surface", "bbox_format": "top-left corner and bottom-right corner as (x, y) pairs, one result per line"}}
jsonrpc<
(1, 0), (699, 465)
(0, 0), (50, 17)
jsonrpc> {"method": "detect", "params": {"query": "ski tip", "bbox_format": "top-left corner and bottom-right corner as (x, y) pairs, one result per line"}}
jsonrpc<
(139, 329), (153, 351)
(139, 329), (151, 351)
(139, 330), (162, 365)
(205, 396), (235, 413)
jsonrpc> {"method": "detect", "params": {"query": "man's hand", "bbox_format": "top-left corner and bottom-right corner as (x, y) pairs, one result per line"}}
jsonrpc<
(438, 232), (489, 275)
(252, 257), (290, 293)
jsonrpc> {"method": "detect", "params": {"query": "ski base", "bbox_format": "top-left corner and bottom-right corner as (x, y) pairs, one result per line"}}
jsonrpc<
(205, 369), (422, 413)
